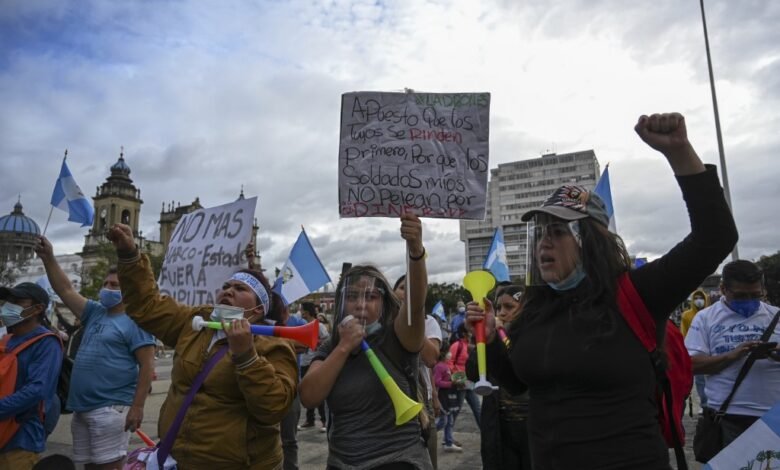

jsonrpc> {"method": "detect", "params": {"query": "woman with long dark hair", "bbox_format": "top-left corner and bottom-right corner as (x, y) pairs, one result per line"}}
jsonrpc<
(299, 213), (431, 470)
(466, 113), (738, 469)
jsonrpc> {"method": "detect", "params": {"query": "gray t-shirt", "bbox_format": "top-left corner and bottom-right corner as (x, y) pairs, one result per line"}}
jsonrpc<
(314, 328), (432, 470)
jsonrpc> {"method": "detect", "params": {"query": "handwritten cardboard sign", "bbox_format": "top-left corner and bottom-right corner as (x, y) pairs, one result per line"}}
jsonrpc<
(158, 197), (257, 305)
(338, 92), (490, 219)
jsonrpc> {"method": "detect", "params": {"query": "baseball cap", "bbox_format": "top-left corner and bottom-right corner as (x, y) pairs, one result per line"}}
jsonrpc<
(0, 282), (50, 306)
(521, 185), (609, 228)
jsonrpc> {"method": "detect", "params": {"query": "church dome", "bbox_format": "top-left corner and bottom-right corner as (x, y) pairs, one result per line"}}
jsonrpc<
(0, 200), (40, 235)
(111, 152), (131, 177)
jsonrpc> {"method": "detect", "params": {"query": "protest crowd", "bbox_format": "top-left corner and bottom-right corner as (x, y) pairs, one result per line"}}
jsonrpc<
(1, 110), (778, 470)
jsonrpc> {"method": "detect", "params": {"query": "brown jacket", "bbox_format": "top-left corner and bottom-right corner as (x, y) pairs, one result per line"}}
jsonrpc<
(118, 253), (297, 469)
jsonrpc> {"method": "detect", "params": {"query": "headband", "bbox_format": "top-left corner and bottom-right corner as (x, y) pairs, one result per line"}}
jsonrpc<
(230, 272), (270, 315)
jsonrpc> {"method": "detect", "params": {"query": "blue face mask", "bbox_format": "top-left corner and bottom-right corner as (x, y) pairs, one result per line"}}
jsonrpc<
(548, 264), (586, 291)
(728, 299), (761, 318)
(99, 288), (123, 309)
(0, 302), (34, 328)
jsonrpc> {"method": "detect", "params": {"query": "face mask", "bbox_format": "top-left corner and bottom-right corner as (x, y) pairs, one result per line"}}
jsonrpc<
(457, 307), (466, 314)
(694, 299), (705, 308)
(728, 299), (761, 318)
(211, 304), (249, 322)
(0, 302), (34, 328)
(364, 320), (382, 336)
(99, 288), (123, 309)
(548, 263), (586, 291)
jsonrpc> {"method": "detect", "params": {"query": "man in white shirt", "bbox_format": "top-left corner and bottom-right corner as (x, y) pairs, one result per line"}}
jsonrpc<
(685, 260), (780, 453)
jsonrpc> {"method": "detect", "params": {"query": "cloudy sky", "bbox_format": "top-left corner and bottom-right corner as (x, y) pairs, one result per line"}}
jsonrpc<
(1, 0), (777, 285)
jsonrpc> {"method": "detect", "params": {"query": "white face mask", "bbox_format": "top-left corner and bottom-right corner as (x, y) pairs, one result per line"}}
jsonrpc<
(210, 305), (247, 322)
(693, 299), (705, 308)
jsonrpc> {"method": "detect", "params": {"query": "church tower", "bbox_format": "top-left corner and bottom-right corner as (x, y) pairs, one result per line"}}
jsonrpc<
(82, 148), (143, 257)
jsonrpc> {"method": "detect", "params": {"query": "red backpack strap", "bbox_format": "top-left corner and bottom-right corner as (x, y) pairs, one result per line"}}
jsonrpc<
(616, 273), (657, 352)
(3, 332), (60, 356)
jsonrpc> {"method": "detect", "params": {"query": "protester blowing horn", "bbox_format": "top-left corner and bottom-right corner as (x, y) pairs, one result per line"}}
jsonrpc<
(360, 339), (423, 425)
(191, 316), (319, 350)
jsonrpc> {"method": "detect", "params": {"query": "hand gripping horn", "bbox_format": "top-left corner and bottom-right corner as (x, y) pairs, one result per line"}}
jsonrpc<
(192, 316), (320, 350)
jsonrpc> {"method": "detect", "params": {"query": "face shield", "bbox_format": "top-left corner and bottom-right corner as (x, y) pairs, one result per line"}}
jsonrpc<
(338, 274), (385, 334)
(525, 214), (583, 287)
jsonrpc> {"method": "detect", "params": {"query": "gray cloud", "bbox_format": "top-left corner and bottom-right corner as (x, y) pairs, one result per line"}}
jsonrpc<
(1, 0), (777, 285)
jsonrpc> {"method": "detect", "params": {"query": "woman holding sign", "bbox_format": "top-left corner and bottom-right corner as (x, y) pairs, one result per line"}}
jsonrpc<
(106, 223), (298, 470)
(465, 113), (738, 469)
(299, 212), (432, 470)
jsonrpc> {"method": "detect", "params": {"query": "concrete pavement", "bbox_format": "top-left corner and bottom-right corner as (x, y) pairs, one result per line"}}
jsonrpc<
(43, 356), (703, 469)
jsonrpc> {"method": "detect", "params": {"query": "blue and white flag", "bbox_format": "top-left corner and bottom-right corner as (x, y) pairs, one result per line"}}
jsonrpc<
(50, 158), (94, 227)
(594, 164), (616, 233)
(273, 229), (332, 306)
(483, 227), (510, 282)
(704, 402), (780, 469)
(432, 300), (446, 323)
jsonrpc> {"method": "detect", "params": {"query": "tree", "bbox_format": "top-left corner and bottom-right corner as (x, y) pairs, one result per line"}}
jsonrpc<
(424, 282), (471, 318)
(80, 242), (118, 299)
(756, 250), (780, 307)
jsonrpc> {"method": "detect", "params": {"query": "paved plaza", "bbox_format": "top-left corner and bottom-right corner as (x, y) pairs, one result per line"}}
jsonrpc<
(44, 356), (702, 469)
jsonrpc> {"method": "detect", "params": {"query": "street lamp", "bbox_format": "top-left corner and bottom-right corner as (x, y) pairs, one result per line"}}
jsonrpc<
(699, 0), (739, 261)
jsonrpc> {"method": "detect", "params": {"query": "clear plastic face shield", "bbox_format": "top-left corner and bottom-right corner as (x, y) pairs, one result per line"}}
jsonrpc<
(339, 274), (385, 334)
(525, 214), (583, 287)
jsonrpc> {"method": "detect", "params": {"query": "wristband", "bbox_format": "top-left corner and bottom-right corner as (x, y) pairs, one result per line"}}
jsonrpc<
(409, 247), (426, 261)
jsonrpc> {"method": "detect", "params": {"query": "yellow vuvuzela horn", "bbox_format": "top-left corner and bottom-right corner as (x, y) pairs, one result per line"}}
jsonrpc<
(361, 340), (423, 425)
(463, 270), (498, 396)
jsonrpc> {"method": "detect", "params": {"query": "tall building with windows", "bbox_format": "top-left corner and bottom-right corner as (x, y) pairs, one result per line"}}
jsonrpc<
(459, 150), (601, 280)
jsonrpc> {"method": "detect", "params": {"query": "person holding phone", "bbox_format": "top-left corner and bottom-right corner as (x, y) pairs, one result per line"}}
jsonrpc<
(685, 259), (780, 454)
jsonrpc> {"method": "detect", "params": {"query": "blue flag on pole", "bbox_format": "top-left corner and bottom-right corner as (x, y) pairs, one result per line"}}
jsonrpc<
(483, 227), (510, 282)
(273, 229), (332, 306)
(432, 300), (446, 323)
(50, 158), (94, 227)
(594, 164), (616, 233)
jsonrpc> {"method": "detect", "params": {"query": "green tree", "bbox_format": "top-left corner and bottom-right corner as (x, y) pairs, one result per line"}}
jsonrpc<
(80, 242), (118, 299)
(756, 251), (780, 307)
(425, 282), (470, 319)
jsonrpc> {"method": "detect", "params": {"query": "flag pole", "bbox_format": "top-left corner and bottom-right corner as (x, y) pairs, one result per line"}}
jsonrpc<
(44, 150), (68, 236)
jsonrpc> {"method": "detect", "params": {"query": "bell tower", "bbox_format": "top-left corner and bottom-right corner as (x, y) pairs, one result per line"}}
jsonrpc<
(83, 147), (143, 256)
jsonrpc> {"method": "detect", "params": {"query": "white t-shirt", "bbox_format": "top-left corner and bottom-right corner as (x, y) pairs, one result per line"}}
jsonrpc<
(421, 315), (443, 400)
(685, 298), (780, 416)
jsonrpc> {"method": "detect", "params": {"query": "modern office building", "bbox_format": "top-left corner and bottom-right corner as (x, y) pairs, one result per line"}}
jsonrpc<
(459, 150), (601, 280)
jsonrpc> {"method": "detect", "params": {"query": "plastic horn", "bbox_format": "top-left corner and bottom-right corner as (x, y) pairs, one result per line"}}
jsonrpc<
(360, 339), (423, 425)
(135, 429), (156, 447)
(191, 316), (319, 350)
(463, 270), (498, 396)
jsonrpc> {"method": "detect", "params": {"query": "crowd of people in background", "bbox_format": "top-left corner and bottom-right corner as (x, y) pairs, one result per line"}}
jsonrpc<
(2, 112), (779, 470)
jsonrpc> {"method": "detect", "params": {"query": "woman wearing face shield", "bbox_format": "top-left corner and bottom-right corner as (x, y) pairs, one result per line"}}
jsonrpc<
(466, 113), (738, 469)
(106, 224), (298, 470)
(299, 213), (432, 470)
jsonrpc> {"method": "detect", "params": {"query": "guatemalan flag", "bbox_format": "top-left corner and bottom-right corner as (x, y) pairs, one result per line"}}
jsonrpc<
(431, 300), (446, 323)
(483, 227), (510, 283)
(50, 157), (94, 227)
(273, 229), (332, 306)
(594, 164), (616, 233)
